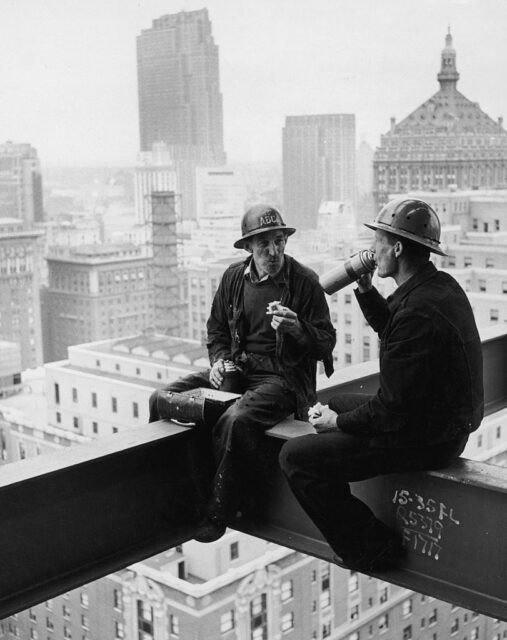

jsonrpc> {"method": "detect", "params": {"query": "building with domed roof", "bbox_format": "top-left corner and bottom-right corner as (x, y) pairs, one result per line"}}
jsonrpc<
(373, 30), (507, 211)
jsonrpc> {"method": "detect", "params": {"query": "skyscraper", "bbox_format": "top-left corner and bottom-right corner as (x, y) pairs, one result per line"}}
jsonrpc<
(0, 142), (44, 224)
(283, 114), (356, 229)
(136, 9), (226, 219)
(373, 30), (507, 210)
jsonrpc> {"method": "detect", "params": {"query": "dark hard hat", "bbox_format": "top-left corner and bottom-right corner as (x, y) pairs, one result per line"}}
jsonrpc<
(234, 205), (296, 249)
(364, 198), (446, 256)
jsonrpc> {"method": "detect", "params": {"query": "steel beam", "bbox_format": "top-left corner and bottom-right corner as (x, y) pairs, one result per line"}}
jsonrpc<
(0, 329), (506, 619)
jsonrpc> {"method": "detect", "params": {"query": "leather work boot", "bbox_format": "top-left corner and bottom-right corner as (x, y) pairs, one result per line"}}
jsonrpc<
(193, 515), (227, 543)
(333, 531), (406, 573)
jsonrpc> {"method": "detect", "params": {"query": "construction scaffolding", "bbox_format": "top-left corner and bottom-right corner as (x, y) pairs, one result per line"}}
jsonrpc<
(150, 191), (181, 336)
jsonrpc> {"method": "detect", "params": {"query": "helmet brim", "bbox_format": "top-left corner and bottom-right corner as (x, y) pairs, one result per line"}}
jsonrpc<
(364, 221), (447, 257)
(234, 226), (296, 249)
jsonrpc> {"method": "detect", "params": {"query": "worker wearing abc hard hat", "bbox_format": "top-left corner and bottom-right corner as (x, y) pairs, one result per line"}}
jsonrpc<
(149, 204), (335, 543)
(280, 197), (484, 572)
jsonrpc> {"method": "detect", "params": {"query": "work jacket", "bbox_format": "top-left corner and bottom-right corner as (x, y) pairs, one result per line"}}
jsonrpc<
(206, 254), (336, 418)
(337, 261), (484, 447)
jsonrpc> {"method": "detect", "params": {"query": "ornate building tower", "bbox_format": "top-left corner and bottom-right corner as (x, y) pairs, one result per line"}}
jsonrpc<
(373, 30), (507, 211)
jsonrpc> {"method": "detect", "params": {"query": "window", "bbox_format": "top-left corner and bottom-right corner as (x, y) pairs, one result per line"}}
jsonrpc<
(56, 411), (61, 424)
(348, 571), (359, 593)
(464, 256), (472, 267)
(137, 600), (153, 638)
(471, 628), (479, 640)
(350, 604), (359, 620)
(320, 590), (331, 609)
(63, 627), (72, 639)
(91, 392), (97, 408)
(113, 589), (122, 610)
(281, 612), (294, 633)
(80, 591), (89, 608)
(114, 621), (124, 639)
(96, 360), (100, 367)
(477, 434), (483, 447)
(112, 426), (118, 434)
(379, 587), (388, 603)
(495, 219), (500, 231)
(230, 541), (239, 561)
(345, 353), (352, 364)
(486, 257), (495, 268)
(402, 598), (413, 616)
(136, 367), (141, 375)
(112, 397), (118, 413)
(345, 294), (352, 304)
(379, 614), (389, 632)
(170, 614), (179, 637)
(479, 280), (486, 292)
(157, 372), (162, 380)
(490, 309), (499, 322)
(92, 421), (98, 434)
(133, 402), (139, 419)
(29, 610), (36, 622)
(349, 633), (359, 640)
(62, 604), (71, 618)
(429, 608), (438, 625)
(220, 610), (235, 634)
(345, 334), (352, 344)
(81, 615), (89, 629)
(115, 363), (120, 372)
(45, 600), (53, 611)
(403, 625), (413, 640)
(250, 594), (267, 640)
(54, 383), (60, 404)
(73, 416), (79, 429)
(345, 314), (352, 325)
(281, 580), (293, 602)
(322, 622), (331, 638)
(451, 618), (459, 634)
(72, 387), (78, 403)
(497, 426), (502, 439)
(29, 629), (38, 640)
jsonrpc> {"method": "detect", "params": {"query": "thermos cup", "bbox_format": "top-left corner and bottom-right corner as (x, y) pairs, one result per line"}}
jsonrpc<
(319, 249), (376, 294)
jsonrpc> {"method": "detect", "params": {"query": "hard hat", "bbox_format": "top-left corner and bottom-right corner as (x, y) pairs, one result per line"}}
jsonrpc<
(364, 198), (446, 256)
(234, 205), (296, 249)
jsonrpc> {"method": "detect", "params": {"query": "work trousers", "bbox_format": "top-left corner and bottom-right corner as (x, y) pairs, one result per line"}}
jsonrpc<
(279, 393), (467, 558)
(149, 361), (296, 523)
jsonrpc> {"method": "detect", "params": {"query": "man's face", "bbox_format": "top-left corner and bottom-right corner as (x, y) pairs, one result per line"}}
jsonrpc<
(247, 230), (287, 278)
(373, 230), (399, 278)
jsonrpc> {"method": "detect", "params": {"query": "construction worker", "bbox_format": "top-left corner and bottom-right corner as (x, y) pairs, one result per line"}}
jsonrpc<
(149, 204), (335, 542)
(279, 197), (484, 572)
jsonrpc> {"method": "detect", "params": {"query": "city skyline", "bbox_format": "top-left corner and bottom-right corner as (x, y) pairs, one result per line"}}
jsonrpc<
(1, 0), (506, 166)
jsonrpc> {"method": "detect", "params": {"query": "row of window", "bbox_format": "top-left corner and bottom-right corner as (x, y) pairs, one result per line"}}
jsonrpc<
(56, 384), (139, 419)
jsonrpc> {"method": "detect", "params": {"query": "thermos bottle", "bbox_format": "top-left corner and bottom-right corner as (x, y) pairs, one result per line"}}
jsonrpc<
(319, 249), (376, 294)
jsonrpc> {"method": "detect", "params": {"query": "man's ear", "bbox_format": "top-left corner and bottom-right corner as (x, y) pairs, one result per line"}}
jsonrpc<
(394, 240), (403, 258)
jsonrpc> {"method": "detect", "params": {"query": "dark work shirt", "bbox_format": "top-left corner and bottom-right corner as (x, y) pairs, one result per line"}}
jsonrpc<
(243, 277), (284, 354)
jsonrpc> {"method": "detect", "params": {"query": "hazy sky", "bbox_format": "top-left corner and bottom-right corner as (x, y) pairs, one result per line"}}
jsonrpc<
(1, 0), (506, 167)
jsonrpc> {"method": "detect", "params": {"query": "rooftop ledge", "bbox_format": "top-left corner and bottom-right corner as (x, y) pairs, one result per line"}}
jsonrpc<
(0, 326), (507, 620)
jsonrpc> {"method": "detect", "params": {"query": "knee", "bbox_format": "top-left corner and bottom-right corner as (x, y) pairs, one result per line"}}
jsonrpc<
(148, 390), (160, 421)
(279, 438), (308, 477)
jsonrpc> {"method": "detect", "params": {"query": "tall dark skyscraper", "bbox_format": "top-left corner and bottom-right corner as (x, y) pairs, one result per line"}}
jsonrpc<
(137, 9), (226, 220)
(137, 9), (225, 162)
(282, 114), (356, 229)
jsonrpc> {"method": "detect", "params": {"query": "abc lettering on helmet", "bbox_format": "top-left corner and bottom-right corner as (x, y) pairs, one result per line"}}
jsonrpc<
(364, 198), (447, 256)
(234, 204), (296, 249)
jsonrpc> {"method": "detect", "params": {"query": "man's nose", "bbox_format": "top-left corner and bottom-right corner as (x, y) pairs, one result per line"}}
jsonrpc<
(267, 242), (277, 255)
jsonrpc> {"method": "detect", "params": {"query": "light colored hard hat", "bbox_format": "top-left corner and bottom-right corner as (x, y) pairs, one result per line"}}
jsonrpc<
(365, 198), (446, 256)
